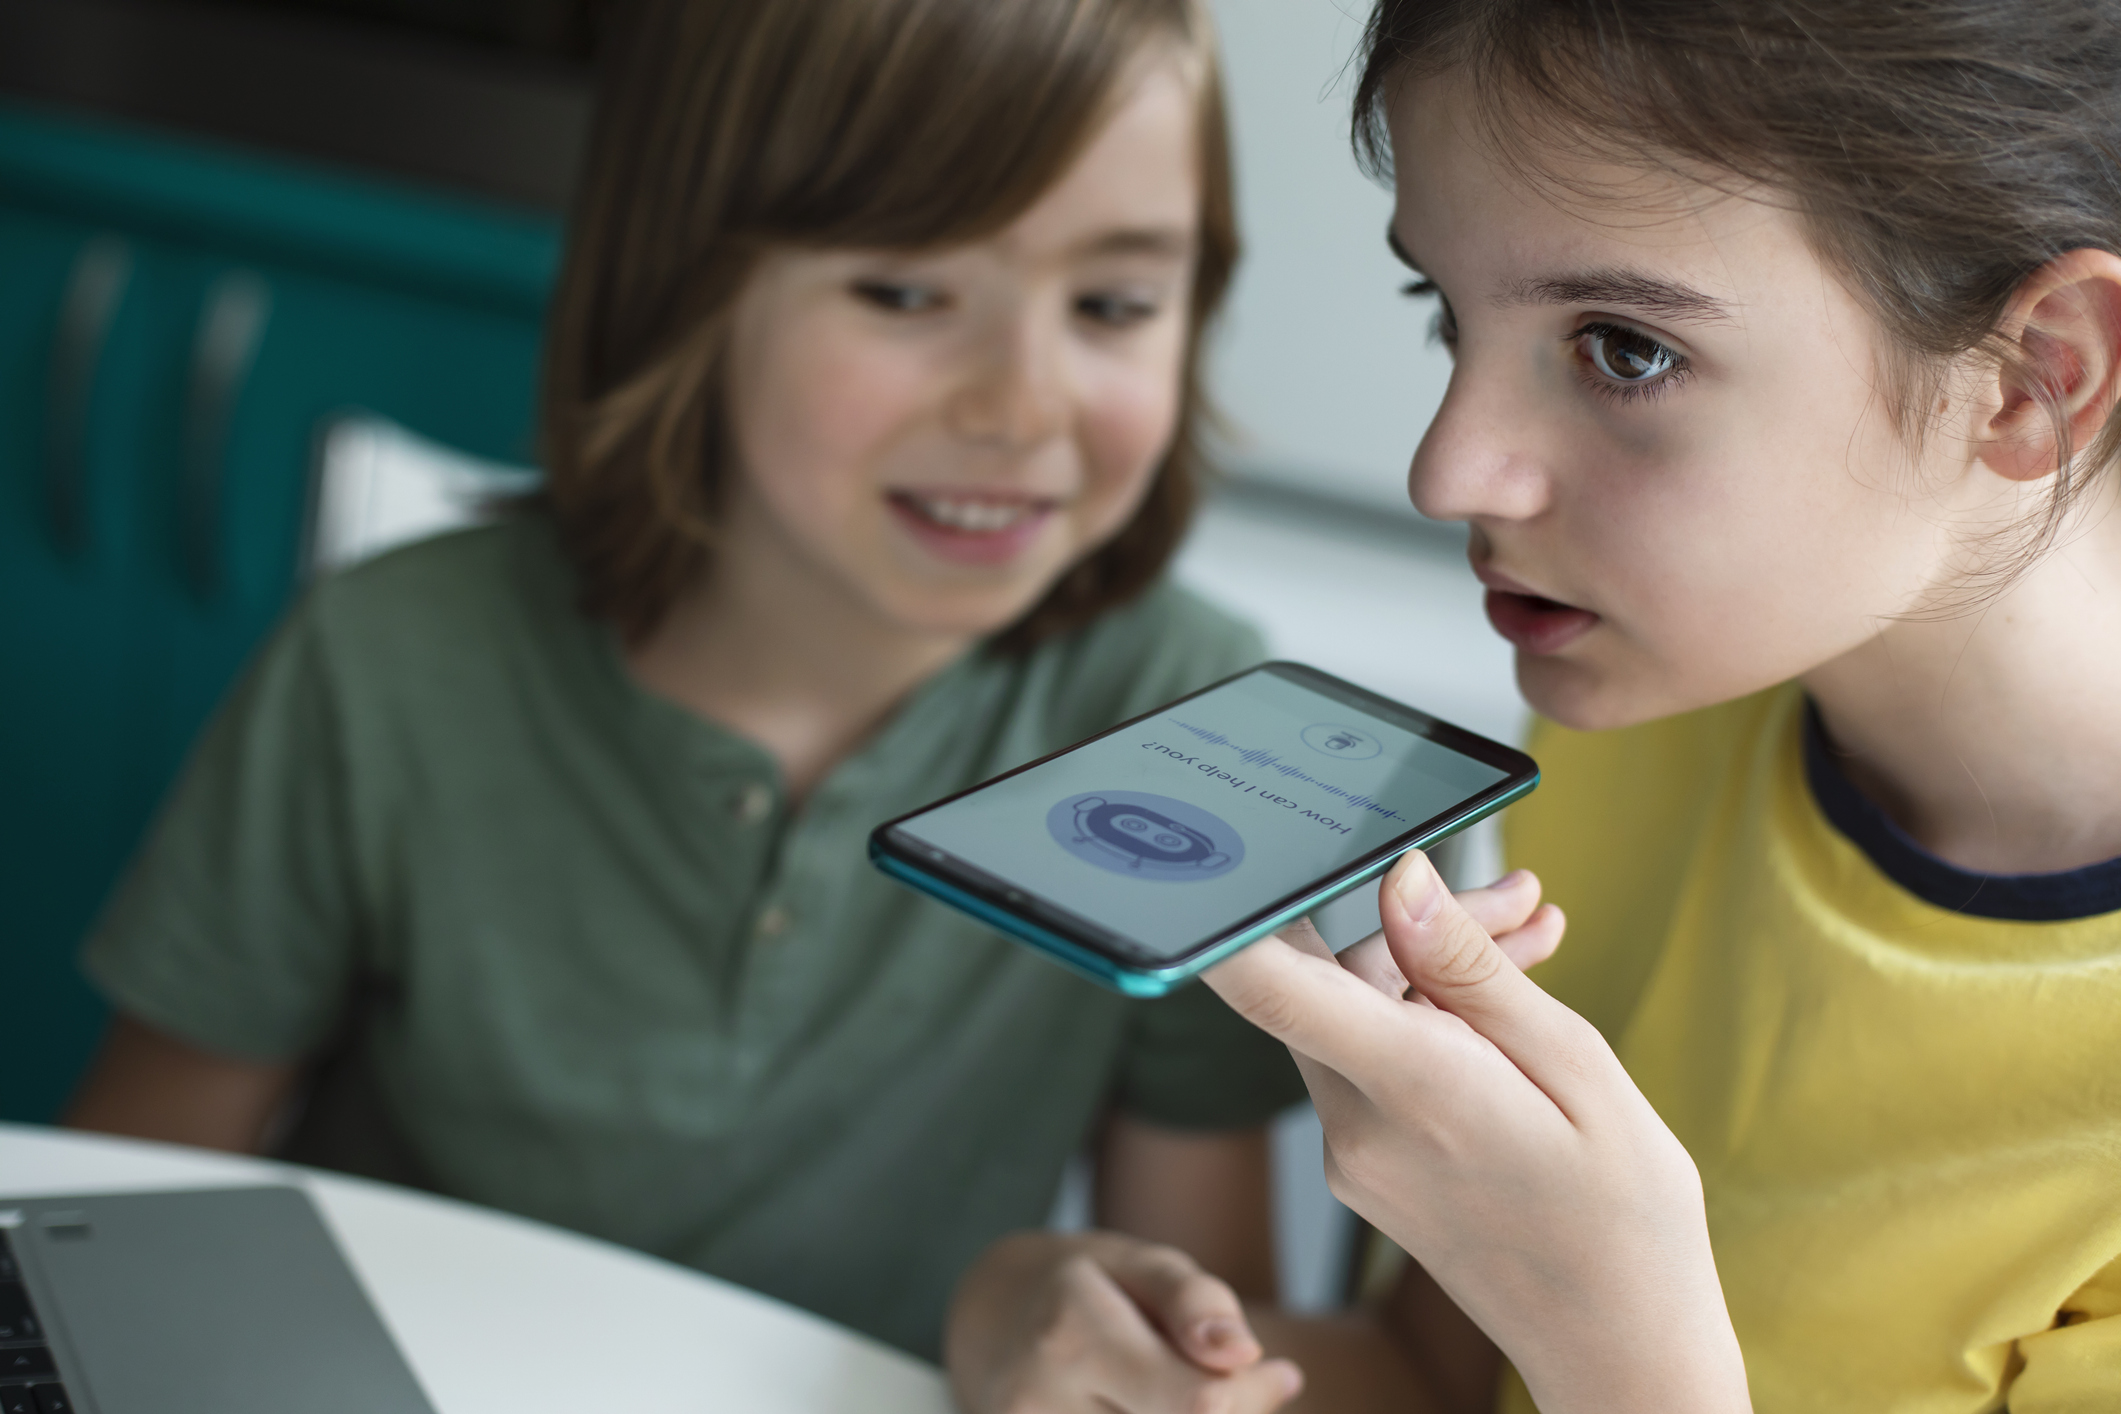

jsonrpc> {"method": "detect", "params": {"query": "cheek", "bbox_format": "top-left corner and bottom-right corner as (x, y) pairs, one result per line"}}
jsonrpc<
(1073, 340), (1186, 518)
(1638, 400), (1913, 619)
(732, 315), (936, 520)
(1554, 388), (1934, 713)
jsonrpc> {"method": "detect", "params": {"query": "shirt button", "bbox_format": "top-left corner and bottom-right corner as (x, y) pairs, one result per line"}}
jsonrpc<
(733, 782), (774, 825)
(754, 904), (792, 941)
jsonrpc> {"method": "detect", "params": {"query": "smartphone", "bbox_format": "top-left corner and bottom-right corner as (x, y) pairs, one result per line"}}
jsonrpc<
(869, 661), (1538, 996)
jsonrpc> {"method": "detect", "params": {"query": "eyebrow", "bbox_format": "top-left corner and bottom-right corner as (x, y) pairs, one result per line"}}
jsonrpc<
(1500, 270), (1734, 324)
(1079, 226), (1194, 259)
(1385, 226), (1733, 324)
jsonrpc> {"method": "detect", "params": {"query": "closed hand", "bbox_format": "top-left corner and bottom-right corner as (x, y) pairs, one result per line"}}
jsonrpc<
(946, 1231), (1303, 1414)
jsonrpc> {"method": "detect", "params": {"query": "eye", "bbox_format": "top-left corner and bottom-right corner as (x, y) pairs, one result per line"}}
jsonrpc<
(1576, 321), (1681, 384)
(1401, 278), (1457, 351)
(1075, 291), (1160, 328)
(852, 279), (946, 314)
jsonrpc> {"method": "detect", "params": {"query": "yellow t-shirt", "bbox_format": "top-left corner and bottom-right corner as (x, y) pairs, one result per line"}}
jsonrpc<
(1498, 684), (2121, 1414)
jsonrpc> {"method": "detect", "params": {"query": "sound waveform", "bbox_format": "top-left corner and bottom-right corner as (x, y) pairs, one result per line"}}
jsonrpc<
(1167, 718), (1406, 822)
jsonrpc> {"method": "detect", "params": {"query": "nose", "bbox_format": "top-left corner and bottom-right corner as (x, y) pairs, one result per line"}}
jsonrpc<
(1407, 361), (1554, 525)
(946, 304), (1070, 448)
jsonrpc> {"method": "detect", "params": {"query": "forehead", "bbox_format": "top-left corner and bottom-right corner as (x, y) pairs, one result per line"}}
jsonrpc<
(1384, 70), (1808, 312)
(1001, 54), (1202, 252)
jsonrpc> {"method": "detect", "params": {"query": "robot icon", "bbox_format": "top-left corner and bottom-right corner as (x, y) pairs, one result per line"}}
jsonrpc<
(1078, 800), (1224, 867)
(1046, 790), (1245, 881)
(1299, 722), (1382, 760)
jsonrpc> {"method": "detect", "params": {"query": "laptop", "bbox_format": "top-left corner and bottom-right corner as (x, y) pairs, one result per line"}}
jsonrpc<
(0, 1186), (435, 1414)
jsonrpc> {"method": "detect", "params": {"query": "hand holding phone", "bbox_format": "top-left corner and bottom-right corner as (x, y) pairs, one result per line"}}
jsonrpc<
(1201, 854), (1749, 1414)
(870, 662), (1538, 994)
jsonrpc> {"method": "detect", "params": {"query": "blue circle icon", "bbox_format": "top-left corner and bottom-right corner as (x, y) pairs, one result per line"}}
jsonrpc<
(1300, 723), (1382, 760)
(1046, 791), (1245, 882)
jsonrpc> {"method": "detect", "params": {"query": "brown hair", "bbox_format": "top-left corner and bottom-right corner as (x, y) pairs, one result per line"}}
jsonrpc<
(1354, 0), (2121, 595)
(541, 0), (1234, 647)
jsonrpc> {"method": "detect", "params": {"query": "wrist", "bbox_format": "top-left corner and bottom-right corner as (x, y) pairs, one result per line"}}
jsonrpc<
(1514, 1295), (1750, 1414)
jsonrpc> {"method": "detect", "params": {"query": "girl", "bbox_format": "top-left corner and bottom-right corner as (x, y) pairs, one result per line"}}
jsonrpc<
(1209, 2), (2121, 1411)
(59, 0), (1407, 1406)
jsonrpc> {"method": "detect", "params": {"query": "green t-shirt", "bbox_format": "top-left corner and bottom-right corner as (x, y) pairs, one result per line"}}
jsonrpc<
(84, 514), (1304, 1357)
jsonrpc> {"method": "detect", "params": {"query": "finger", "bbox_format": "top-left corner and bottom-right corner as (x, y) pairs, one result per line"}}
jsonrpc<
(1056, 1256), (1302, 1413)
(1333, 929), (1407, 998)
(1041, 1254), (1216, 1410)
(1453, 868), (1544, 938)
(1273, 914), (1334, 961)
(1097, 1356), (1304, 1414)
(1379, 853), (1609, 1104)
(1203, 930), (1423, 1080)
(1194, 1358), (1305, 1413)
(1334, 869), (1546, 1000)
(1494, 902), (1565, 972)
(1319, 899), (1563, 1004)
(1097, 1242), (1260, 1372)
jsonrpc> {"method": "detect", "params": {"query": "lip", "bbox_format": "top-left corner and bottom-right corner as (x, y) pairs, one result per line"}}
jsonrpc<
(886, 488), (1060, 567)
(1470, 561), (1600, 655)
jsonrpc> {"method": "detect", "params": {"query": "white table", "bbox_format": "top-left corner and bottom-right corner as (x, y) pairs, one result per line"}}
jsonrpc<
(0, 1123), (952, 1414)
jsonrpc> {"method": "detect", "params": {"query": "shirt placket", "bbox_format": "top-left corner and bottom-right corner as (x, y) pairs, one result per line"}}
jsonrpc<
(717, 771), (793, 1085)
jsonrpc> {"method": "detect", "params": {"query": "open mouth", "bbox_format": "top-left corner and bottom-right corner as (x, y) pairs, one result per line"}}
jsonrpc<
(1483, 589), (1600, 655)
(886, 489), (1058, 565)
(890, 492), (1045, 533)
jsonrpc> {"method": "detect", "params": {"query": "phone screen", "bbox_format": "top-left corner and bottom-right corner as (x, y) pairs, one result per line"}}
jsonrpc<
(886, 664), (1514, 963)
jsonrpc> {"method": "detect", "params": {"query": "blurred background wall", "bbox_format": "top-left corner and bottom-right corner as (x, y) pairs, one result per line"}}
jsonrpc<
(0, 0), (1518, 1312)
(1188, 0), (1516, 748)
(1214, 0), (1456, 514)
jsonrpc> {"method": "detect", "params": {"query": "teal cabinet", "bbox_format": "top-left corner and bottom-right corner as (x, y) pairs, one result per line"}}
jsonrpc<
(0, 105), (560, 1121)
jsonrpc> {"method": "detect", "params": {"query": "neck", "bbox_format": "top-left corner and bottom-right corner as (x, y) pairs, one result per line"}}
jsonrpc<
(626, 509), (975, 804)
(1802, 480), (2121, 874)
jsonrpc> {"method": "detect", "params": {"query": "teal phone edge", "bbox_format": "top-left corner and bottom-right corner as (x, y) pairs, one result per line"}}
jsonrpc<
(867, 660), (1540, 996)
(869, 774), (1536, 996)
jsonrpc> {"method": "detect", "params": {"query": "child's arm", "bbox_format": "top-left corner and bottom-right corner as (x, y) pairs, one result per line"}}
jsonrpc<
(1204, 854), (1752, 1414)
(944, 1121), (1476, 1412)
(1371, 1256), (1502, 1414)
(1103, 1119), (1486, 1414)
(943, 870), (1573, 1413)
(64, 1014), (296, 1155)
(943, 1119), (1301, 1414)
(1093, 1116), (1275, 1301)
(945, 1224), (1302, 1414)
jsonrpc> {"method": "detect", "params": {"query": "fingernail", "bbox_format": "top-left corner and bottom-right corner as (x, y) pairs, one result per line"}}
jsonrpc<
(1194, 1317), (1240, 1349)
(1496, 868), (1529, 889)
(1392, 854), (1445, 925)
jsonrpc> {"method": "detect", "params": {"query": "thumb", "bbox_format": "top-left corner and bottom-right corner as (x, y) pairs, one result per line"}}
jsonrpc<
(1099, 1241), (1262, 1373)
(1380, 851), (1599, 1099)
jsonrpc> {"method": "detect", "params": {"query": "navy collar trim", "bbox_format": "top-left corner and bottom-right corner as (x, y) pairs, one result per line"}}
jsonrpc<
(1802, 700), (2121, 922)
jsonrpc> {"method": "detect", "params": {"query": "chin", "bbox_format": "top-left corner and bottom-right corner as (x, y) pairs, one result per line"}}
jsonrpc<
(872, 580), (1053, 642)
(1519, 645), (1805, 735)
(1516, 653), (1689, 733)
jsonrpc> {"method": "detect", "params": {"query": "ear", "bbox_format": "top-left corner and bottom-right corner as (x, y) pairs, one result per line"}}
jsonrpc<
(1978, 248), (2121, 483)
